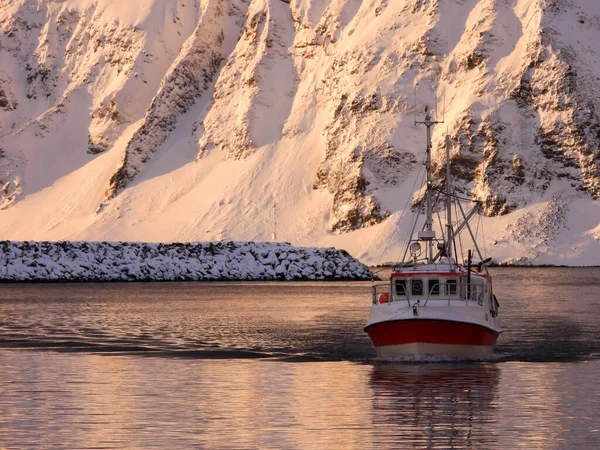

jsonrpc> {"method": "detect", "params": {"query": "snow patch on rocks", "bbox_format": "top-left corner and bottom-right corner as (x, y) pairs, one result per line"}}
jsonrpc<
(495, 196), (569, 260)
(197, 0), (297, 160)
(106, 0), (249, 199)
(0, 241), (373, 281)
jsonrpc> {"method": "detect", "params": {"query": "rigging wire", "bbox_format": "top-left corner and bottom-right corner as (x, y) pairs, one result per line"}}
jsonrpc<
(474, 214), (483, 263)
(372, 165), (425, 273)
(432, 189), (447, 259)
(394, 166), (427, 265)
(436, 209), (445, 243)
(430, 185), (474, 202)
(454, 199), (464, 264)
(481, 213), (488, 260)
(475, 213), (489, 260)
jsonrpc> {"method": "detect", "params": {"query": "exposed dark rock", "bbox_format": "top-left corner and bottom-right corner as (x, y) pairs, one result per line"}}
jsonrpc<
(106, 0), (244, 199)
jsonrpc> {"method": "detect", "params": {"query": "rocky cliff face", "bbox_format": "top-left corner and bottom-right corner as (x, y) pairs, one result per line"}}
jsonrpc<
(197, 0), (297, 160)
(430, 0), (600, 218)
(0, 0), (599, 264)
(106, 0), (249, 199)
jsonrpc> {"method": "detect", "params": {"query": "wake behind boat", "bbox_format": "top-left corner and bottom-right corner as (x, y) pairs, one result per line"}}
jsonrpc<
(364, 108), (502, 359)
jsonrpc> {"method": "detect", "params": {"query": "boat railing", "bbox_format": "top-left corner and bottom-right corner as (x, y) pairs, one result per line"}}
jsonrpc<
(371, 283), (486, 306)
(371, 284), (391, 305)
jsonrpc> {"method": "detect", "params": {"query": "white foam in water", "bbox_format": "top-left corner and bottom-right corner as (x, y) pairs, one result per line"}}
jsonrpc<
(377, 355), (494, 363)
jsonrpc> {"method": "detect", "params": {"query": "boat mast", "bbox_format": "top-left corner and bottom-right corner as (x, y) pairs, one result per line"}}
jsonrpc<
(415, 106), (442, 263)
(445, 135), (452, 261)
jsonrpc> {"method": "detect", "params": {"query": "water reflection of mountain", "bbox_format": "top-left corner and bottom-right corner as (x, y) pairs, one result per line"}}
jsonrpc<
(369, 363), (501, 449)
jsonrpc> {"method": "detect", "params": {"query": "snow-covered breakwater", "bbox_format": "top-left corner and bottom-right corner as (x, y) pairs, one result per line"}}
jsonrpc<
(0, 241), (373, 281)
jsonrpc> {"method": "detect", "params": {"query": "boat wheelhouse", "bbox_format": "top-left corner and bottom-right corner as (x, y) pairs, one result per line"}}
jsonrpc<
(364, 109), (502, 359)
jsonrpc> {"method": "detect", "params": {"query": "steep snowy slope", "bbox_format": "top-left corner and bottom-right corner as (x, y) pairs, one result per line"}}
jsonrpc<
(0, 0), (599, 265)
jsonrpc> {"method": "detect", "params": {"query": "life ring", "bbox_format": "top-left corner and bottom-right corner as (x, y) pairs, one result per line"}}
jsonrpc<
(379, 292), (389, 304)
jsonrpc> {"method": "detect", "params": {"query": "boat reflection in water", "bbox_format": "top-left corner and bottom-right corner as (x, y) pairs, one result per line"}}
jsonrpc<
(369, 363), (500, 449)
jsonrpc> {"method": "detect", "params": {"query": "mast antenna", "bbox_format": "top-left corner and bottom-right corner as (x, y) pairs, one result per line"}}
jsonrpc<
(445, 134), (453, 262)
(415, 97), (444, 263)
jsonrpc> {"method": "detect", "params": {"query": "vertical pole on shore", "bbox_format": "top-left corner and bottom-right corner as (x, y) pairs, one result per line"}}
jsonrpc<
(272, 202), (277, 242)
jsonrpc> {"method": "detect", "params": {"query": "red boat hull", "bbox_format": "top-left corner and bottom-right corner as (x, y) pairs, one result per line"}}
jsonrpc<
(364, 319), (500, 358)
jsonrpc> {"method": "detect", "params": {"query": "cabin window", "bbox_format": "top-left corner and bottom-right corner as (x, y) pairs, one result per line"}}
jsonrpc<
(412, 279), (423, 296)
(394, 279), (406, 296)
(446, 278), (458, 295)
(428, 279), (440, 296)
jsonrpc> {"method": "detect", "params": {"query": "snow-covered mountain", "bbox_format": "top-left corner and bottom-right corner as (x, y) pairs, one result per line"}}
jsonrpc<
(0, 0), (599, 265)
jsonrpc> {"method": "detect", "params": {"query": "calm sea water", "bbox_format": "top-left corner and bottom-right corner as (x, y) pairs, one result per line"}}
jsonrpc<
(0, 267), (599, 448)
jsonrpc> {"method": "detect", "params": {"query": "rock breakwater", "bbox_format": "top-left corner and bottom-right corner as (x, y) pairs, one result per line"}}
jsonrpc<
(0, 241), (373, 282)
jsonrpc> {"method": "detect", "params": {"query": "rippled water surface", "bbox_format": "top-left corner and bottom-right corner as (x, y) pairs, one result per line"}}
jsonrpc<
(1, 268), (599, 448)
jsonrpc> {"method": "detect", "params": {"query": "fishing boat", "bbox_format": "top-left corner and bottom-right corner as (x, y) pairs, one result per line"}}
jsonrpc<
(364, 108), (501, 359)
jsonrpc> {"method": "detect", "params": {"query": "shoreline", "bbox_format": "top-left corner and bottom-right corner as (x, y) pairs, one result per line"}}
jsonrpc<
(0, 277), (375, 284)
